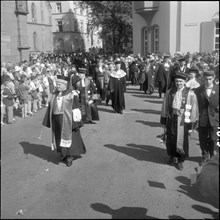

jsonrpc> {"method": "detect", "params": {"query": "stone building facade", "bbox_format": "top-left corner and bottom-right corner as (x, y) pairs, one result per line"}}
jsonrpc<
(1, 0), (53, 63)
(51, 1), (102, 53)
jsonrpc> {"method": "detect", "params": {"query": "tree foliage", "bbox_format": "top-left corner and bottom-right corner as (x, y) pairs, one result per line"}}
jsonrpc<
(77, 1), (133, 53)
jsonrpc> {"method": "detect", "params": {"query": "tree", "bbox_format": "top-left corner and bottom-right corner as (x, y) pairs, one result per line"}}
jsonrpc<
(77, 1), (133, 54)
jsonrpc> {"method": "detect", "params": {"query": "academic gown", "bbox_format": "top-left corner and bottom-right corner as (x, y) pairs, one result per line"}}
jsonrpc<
(160, 86), (199, 161)
(42, 89), (86, 158)
(109, 69), (126, 113)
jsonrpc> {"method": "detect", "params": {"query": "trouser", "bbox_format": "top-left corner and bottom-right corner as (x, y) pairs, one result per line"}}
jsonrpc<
(38, 94), (42, 108)
(157, 82), (162, 98)
(6, 106), (13, 123)
(198, 126), (218, 158)
(21, 103), (28, 117)
(33, 99), (38, 111)
(1, 104), (6, 122)
(27, 100), (32, 113)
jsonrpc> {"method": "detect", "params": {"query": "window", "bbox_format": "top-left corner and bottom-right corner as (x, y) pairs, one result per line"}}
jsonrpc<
(153, 26), (159, 53)
(57, 20), (63, 32)
(31, 3), (37, 22)
(56, 2), (62, 13)
(144, 28), (148, 55)
(214, 22), (219, 51)
(33, 32), (37, 50)
(58, 38), (64, 51)
(74, 20), (78, 32)
(80, 21), (84, 32)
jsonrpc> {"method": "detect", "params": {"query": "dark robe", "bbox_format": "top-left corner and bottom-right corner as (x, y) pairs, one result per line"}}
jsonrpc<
(155, 63), (170, 96)
(42, 90), (86, 158)
(76, 77), (99, 123)
(109, 70), (126, 113)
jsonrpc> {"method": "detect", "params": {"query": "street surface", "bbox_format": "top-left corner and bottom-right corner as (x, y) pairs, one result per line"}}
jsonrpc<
(1, 85), (219, 219)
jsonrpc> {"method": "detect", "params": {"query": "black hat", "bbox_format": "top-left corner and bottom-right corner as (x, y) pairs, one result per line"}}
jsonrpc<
(71, 75), (81, 86)
(114, 58), (121, 64)
(203, 71), (215, 77)
(56, 75), (69, 84)
(139, 62), (145, 69)
(178, 57), (186, 62)
(78, 68), (87, 74)
(175, 72), (188, 80)
(163, 55), (170, 59)
(186, 67), (199, 75)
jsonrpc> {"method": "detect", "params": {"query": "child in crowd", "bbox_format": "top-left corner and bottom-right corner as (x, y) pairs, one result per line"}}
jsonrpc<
(35, 74), (43, 109)
(29, 75), (38, 112)
(17, 75), (30, 118)
(2, 75), (16, 124)
(1, 82), (6, 125)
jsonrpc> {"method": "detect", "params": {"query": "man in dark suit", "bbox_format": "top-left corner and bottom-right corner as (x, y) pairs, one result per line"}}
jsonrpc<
(194, 71), (219, 166)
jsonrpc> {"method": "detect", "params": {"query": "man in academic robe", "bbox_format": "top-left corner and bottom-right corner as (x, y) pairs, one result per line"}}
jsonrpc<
(155, 55), (171, 98)
(109, 59), (127, 114)
(42, 75), (86, 167)
(76, 68), (99, 124)
(160, 72), (199, 170)
(194, 71), (219, 166)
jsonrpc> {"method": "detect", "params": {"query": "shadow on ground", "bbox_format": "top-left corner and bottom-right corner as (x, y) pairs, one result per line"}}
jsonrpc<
(175, 176), (219, 211)
(131, 109), (161, 115)
(103, 143), (167, 164)
(144, 100), (163, 104)
(97, 107), (115, 114)
(90, 203), (158, 219)
(136, 120), (163, 128)
(19, 141), (59, 165)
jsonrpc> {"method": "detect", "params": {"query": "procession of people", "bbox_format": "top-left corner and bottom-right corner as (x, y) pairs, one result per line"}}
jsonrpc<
(1, 48), (219, 211)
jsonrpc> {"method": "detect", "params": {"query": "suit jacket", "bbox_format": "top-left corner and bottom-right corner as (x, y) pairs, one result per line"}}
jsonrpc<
(195, 84), (219, 128)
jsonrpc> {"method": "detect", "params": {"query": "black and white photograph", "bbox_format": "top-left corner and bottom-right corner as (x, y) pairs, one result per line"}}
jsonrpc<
(1, 1), (219, 219)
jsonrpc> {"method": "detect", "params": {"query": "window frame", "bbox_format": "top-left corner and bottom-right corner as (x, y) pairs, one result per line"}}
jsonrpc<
(214, 21), (219, 51)
(57, 20), (63, 32)
(153, 26), (159, 53)
(143, 28), (149, 55)
(33, 32), (37, 50)
(31, 2), (37, 23)
(56, 2), (62, 13)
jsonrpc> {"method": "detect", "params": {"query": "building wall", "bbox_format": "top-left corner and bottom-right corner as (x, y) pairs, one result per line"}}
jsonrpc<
(133, 1), (219, 55)
(132, 3), (146, 56)
(1, 1), (28, 63)
(51, 1), (102, 53)
(27, 1), (53, 53)
(179, 1), (218, 53)
(151, 1), (171, 54)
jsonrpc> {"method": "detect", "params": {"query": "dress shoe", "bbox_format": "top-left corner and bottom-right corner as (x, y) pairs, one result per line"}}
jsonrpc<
(66, 160), (73, 167)
(167, 157), (174, 165)
(176, 162), (183, 171)
(199, 157), (208, 166)
(66, 156), (73, 167)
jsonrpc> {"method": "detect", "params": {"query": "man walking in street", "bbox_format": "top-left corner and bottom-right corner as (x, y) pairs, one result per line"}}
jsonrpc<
(160, 72), (199, 170)
(194, 71), (219, 166)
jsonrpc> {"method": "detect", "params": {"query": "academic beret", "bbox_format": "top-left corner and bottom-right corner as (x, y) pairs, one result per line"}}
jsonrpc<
(203, 71), (215, 77)
(178, 57), (186, 62)
(186, 67), (199, 74)
(56, 75), (69, 84)
(78, 68), (87, 74)
(175, 72), (188, 80)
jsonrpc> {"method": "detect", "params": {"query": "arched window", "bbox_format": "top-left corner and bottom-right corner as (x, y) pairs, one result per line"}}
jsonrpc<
(58, 38), (64, 51)
(214, 21), (219, 51)
(153, 26), (159, 53)
(31, 3), (37, 23)
(143, 28), (149, 55)
(33, 32), (37, 50)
